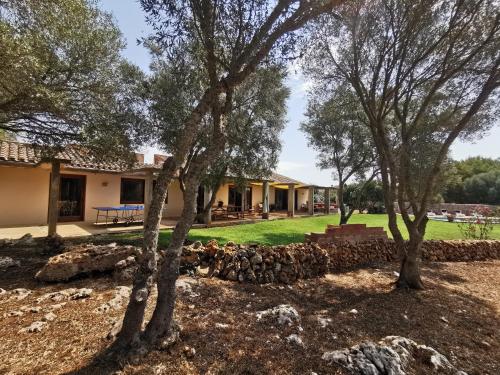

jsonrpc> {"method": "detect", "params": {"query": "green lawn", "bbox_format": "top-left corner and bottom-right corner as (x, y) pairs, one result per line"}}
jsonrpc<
(138, 214), (500, 247)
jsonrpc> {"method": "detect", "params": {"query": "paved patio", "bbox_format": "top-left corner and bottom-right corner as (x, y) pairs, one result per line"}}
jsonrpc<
(0, 211), (317, 240)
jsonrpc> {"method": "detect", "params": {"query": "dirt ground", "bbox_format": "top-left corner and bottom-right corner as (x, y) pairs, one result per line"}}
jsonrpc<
(0, 246), (498, 375)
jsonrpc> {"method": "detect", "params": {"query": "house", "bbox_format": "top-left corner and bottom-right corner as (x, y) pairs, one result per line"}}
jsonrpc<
(0, 140), (333, 230)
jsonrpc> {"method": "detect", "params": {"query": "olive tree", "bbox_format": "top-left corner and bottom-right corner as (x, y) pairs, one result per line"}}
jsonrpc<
(301, 86), (377, 224)
(305, 0), (500, 288)
(115, 0), (344, 357)
(0, 0), (143, 155)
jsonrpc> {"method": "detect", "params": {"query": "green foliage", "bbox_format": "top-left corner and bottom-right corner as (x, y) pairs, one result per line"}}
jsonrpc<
(463, 170), (500, 205)
(343, 180), (385, 214)
(301, 87), (375, 182)
(0, 0), (145, 159)
(458, 207), (499, 239)
(442, 157), (500, 203)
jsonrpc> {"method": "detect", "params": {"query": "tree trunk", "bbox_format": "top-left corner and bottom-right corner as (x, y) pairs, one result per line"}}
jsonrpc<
(337, 183), (348, 225)
(396, 230), (425, 289)
(142, 170), (201, 345)
(143, 90), (231, 347)
(113, 158), (175, 350)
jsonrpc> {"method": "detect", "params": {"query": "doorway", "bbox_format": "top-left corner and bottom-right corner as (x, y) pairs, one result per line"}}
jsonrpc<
(274, 189), (288, 210)
(58, 175), (86, 222)
(228, 186), (252, 211)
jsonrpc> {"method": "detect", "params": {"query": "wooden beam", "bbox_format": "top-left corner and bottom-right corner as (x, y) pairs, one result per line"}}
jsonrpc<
(203, 186), (212, 225)
(325, 188), (331, 214)
(143, 171), (154, 223)
(308, 187), (314, 216)
(47, 160), (61, 237)
(287, 184), (295, 217)
(262, 181), (269, 219)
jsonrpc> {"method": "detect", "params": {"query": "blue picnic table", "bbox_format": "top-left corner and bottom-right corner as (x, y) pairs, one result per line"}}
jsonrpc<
(92, 205), (144, 226)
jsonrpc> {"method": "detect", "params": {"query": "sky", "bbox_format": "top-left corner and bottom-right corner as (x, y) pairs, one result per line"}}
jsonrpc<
(99, 0), (500, 186)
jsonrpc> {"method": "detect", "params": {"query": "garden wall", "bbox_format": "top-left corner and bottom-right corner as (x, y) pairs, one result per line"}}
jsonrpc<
(326, 240), (500, 271)
(192, 240), (329, 284)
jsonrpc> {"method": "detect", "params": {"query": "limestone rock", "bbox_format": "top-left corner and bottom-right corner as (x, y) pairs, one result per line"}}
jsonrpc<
(10, 288), (31, 300)
(322, 335), (467, 375)
(35, 243), (140, 282)
(286, 334), (304, 347)
(256, 304), (300, 326)
(176, 278), (199, 297)
(95, 286), (130, 314)
(0, 256), (20, 269)
(20, 321), (46, 333)
(43, 312), (57, 322)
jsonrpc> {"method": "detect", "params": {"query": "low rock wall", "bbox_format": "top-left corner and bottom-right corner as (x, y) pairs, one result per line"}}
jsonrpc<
(326, 240), (500, 271)
(196, 240), (329, 284)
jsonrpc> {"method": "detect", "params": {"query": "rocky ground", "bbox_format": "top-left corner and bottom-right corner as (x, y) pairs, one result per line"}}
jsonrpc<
(0, 244), (498, 375)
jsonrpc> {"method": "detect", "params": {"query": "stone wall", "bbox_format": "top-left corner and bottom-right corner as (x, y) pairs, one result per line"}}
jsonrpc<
(191, 240), (329, 284)
(326, 240), (500, 271)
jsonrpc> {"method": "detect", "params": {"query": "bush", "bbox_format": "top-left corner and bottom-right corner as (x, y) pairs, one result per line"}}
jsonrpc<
(458, 207), (498, 239)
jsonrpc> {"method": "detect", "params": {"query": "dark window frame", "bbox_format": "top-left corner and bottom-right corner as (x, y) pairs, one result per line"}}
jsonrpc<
(120, 178), (145, 204)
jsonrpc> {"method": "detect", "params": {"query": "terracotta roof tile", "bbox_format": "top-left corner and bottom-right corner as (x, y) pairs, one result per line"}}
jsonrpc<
(0, 140), (151, 172)
(270, 172), (305, 185)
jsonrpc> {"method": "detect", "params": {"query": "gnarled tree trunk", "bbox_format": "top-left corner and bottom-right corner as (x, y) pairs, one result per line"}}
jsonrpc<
(396, 230), (425, 289)
(113, 158), (175, 350)
(143, 169), (201, 345)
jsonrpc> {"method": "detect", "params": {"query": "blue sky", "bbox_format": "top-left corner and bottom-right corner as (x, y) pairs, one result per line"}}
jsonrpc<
(99, 0), (500, 186)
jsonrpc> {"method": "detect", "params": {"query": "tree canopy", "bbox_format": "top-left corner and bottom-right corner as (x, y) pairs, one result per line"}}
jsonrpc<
(301, 86), (376, 223)
(0, 0), (145, 156)
(303, 0), (500, 288)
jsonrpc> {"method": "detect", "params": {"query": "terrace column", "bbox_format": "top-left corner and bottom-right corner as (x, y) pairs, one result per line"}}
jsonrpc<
(240, 183), (247, 217)
(325, 188), (331, 215)
(262, 181), (270, 219)
(203, 186), (212, 225)
(143, 171), (154, 223)
(287, 184), (295, 217)
(47, 160), (61, 237)
(308, 186), (314, 216)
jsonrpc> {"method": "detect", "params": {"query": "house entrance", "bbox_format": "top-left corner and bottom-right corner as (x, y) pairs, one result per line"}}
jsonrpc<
(58, 175), (86, 222)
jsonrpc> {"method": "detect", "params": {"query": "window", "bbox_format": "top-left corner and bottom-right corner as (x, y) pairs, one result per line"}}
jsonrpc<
(120, 178), (145, 204)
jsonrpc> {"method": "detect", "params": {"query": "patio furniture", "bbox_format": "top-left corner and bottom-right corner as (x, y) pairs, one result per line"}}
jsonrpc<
(211, 205), (227, 221)
(93, 205), (144, 226)
(227, 204), (244, 219)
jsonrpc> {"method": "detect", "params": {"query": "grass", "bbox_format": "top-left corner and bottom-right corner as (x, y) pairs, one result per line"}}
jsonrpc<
(116, 213), (500, 247)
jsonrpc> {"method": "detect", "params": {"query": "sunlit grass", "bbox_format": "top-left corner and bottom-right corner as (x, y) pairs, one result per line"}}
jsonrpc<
(136, 213), (500, 246)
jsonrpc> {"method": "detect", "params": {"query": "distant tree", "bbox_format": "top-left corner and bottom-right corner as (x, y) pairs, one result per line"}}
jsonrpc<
(442, 157), (500, 203)
(463, 170), (500, 205)
(305, 0), (500, 288)
(301, 87), (377, 224)
(0, 0), (144, 156)
(343, 179), (385, 214)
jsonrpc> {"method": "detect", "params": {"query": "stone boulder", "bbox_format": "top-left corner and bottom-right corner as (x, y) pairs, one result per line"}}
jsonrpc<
(322, 336), (467, 375)
(35, 243), (140, 282)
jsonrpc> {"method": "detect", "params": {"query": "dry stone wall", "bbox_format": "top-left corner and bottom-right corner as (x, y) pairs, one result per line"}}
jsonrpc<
(326, 239), (500, 271)
(193, 240), (329, 284)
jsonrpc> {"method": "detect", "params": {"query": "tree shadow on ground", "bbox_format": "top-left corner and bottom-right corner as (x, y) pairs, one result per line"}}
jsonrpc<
(67, 261), (499, 375)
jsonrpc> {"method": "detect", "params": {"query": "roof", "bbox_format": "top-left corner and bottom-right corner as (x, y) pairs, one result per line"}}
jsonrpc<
(0, 140), (144, 172)
(270, 172), (305, 185)
(0, 141), (311, 185)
